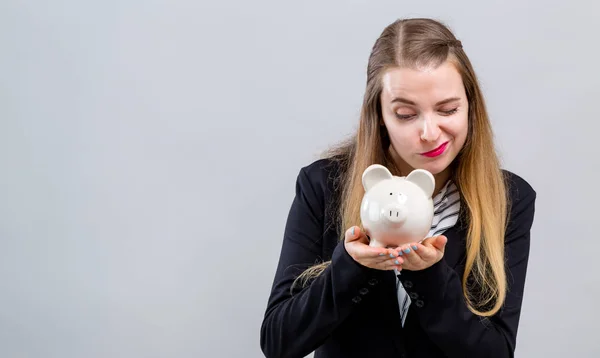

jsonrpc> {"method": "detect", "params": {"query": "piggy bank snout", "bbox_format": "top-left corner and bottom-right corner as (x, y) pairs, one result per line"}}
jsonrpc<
(382, 204), (407, 223)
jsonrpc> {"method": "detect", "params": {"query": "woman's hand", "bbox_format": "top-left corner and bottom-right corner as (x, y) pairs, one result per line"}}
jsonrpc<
(344, 226), (403, 271)
(393, 235), (447, 271)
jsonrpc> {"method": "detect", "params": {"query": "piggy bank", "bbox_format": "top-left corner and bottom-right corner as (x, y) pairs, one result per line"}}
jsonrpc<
(360, 164), (435, 248)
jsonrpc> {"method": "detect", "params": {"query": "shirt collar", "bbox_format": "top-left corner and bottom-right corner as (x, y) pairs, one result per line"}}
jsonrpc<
(433, 180), (456, 212)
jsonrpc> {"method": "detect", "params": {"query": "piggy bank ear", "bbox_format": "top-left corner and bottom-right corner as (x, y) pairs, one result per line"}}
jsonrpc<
(362, 164), (393, 192)
(406, 169), (435, 198)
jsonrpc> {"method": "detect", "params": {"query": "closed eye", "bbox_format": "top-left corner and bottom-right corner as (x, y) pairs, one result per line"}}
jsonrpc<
(396, 108), (458, 120)
(440, 108), (458, 116)
(395, 114), (416, 120)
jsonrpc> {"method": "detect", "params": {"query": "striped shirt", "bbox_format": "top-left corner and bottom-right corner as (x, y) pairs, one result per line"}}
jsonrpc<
(395, 179), (461, 326)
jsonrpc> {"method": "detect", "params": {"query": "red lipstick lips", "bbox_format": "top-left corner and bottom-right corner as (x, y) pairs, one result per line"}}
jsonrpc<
(421, 141), (448, 158)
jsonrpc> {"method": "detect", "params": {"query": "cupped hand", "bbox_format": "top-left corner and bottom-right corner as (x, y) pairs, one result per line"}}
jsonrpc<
(344, 226), (403, 271)
(391, 235), (447, 271)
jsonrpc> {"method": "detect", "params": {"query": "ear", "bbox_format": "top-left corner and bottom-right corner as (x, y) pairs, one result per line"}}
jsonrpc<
(362, 164), (393, 192)
(406, 169), (435, 198)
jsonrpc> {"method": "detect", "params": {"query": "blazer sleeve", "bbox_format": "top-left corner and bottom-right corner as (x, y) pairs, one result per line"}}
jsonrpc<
(397, 175), (536, 358)
(260, 166), (389, 358)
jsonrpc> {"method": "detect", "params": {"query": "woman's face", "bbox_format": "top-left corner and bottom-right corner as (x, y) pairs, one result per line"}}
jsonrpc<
(379, 61), (469, 179)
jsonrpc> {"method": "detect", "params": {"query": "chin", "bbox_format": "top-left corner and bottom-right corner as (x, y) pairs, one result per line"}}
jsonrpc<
(412, 157), (454, 176)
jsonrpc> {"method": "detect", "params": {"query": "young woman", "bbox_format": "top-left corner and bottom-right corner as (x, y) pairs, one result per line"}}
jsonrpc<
(260, 18), (536, 358)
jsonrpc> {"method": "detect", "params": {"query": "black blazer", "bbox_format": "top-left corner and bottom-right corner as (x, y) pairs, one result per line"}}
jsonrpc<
(260, 158), (536, 358)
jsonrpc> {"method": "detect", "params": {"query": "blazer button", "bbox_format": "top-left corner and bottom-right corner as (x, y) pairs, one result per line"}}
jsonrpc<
(368, 278), (379, 286)
(359, 287), (369, 295)
(352, 296), (362, 303)
(409, 292), (418, 300)
(415, 299), (424, 308)
(403, 280), (413, 289)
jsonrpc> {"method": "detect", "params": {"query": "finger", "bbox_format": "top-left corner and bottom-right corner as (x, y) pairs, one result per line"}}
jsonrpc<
(345, 226), (372, 247)
(431, 235), (447, 252)
(376, 248), (401, 261)
(346, 227), (389, 258)
(378, 256), (404, 270)
(369, 252), (403, 267)
(344, 226), (361, 242)
(384, 248), (403, 264)
(420, 236), (435, 247)
(399, 244), (423, 266)
(386, 247), (403, 258)
(388, 255), (404, 267)
(411, 242), (437, 261)
(422, 235), (447, 250)
(366, 253), (404, 267)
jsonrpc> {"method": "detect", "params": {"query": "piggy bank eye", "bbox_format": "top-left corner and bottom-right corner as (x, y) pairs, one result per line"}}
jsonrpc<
(389, 193), (393, 195)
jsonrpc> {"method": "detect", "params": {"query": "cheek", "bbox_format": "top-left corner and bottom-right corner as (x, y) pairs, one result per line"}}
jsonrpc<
(457, 117), (469, 142)
(447, 114), (469, 142)
(386, 124), (418, 151)
(383, 114), (419, 138)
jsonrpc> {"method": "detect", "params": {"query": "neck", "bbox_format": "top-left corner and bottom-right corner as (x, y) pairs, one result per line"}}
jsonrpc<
(432, 169), (451, 197)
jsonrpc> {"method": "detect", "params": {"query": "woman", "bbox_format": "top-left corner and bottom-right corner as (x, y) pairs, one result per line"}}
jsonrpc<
(260, 18), (536, 358)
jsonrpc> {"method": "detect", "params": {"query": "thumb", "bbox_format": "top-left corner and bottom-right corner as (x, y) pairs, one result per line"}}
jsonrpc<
(431, 235), (448, 252)
(345, 226), (360, 242)
(345, 226), (369, 245)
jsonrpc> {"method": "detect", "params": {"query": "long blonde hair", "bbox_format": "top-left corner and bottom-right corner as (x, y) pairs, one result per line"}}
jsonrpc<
(294, 18), (509, 317)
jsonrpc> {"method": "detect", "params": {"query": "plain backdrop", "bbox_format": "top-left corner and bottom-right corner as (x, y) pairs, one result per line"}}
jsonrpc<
(1, 0), (599, 357)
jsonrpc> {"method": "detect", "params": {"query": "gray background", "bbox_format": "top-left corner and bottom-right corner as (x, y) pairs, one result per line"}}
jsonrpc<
(1, 0), (598, 357)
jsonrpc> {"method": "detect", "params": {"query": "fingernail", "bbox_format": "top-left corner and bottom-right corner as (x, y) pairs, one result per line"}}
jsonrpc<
(389, 253), (395, 258)
(379, 253), (384, 256)
(412, 245), (418, 250)
(394, 260), (399, 265)
(352, 227), (355, 236)
(403, 248), (411, 253)
(398, 251), (403, 256)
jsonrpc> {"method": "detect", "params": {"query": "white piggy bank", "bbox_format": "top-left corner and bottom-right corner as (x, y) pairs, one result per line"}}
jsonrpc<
(360, 164), (435, 248)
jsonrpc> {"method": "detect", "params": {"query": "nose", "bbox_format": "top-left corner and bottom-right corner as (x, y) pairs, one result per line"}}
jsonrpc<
(420, 115), (441, 142)
(382, 204), (407, 224)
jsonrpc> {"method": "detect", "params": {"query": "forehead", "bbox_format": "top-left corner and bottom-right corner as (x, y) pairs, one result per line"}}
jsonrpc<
(380, 61), (465, 102)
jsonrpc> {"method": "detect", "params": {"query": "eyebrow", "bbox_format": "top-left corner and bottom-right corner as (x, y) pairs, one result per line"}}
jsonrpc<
(391, 97), (461, 106)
